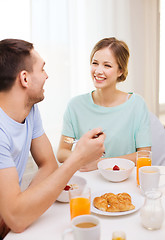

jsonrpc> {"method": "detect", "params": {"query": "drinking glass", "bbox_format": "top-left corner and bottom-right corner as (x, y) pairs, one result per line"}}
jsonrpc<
(112, 231), (126, 240)
(136, 150), (152, 186)
(69, 186), (91, 219)
(139, 166), (165, 194)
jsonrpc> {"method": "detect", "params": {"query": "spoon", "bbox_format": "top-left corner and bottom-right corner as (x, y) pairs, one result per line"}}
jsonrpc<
(64, 131), (106, 156)
(64, 131), (104, 144)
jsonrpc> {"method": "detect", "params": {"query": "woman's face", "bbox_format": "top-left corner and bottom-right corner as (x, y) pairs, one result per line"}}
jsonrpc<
(90, 47), (122, 89)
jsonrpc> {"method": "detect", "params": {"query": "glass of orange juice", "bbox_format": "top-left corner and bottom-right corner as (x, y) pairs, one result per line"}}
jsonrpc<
(69, 186), (91, 219)
(136, 150), (152, 186)
(112, 231), (126, 240)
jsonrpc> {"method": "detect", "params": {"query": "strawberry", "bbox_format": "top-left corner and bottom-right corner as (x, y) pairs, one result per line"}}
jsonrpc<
(64, 185), (71, 191)
(113, 165), (120, 171)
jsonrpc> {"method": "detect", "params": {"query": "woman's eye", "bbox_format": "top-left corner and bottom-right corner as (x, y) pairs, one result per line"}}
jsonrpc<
(105, 64), (111, 68)
(92, 62), (98, 65)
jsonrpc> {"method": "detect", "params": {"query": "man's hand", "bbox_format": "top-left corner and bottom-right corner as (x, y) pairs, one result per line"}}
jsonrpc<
(72, 128), (105, 168)
(79, 158), (101, 172)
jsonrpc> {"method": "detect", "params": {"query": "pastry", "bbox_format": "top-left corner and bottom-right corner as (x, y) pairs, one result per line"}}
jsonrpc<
(93, 192), (135, 212)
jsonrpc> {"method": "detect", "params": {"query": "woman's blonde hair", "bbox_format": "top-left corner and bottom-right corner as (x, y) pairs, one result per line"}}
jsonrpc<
(90, 37), (130, 82)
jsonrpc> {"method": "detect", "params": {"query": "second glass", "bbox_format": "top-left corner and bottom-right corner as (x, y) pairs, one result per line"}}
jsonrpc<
(112, 231), (126, 240)
(136, 150), (152, 186)
(69, 186), (91, 220)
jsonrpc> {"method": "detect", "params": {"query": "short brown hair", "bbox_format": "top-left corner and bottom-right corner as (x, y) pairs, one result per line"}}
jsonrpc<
(0, 39), (34, 91)
(90, 37), (130, 82)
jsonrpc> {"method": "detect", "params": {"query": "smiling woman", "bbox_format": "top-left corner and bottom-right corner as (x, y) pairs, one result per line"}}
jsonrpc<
(91, 48), (122, 92)
(56, 37), (151, 171)
(90, 38), (129, 107)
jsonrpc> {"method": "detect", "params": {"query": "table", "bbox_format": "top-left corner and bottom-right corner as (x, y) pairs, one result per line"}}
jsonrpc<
(4, 167), (165, 240)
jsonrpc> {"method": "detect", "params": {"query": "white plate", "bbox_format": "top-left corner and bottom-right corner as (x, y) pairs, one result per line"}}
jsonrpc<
(91, 190), (144, 216)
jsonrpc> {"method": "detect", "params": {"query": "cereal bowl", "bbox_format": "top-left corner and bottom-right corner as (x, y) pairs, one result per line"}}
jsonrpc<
(56, 175), (87, 203)
(97, 158), (135, 182)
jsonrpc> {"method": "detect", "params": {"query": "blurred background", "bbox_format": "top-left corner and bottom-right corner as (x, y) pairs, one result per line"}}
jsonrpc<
(0, 0), (164, 153)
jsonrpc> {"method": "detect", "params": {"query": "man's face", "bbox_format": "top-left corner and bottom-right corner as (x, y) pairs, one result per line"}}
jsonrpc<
(27, 49), (48, 105)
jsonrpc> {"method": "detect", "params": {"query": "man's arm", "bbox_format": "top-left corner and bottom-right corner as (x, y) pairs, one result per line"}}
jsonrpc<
(29, 133), (58, 187)
(0, 128), (105, 233)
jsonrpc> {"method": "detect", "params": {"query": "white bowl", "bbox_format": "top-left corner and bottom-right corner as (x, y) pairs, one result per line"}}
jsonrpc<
(56, 175), (87, 203)
(98, 158), (135, 182)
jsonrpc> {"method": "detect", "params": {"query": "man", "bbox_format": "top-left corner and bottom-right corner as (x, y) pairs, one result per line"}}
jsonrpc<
(0, 39), (105, 238)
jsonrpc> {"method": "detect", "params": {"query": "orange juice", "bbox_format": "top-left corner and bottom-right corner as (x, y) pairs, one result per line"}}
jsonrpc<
(136, 157), (151, 185)
(112, 238), (125, 240)
(112, 231), (126, 240)
(70, 197), (90, 219)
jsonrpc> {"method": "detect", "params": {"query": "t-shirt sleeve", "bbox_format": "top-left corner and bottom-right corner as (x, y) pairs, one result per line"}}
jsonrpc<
(32, 104), (45, 139)
(135, 99), (152, 148)
(61, 102), (76, 138)
(0, 132), (15, 169)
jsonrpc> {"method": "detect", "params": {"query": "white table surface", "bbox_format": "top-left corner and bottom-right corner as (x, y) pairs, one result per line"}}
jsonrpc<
(5, 167), (165, 240)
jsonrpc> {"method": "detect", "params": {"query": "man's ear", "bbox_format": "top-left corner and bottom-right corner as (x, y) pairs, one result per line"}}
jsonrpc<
(19, 71), (29, 88)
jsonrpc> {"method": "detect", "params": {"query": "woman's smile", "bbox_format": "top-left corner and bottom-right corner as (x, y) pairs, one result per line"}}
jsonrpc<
(94, 75), (106, 83)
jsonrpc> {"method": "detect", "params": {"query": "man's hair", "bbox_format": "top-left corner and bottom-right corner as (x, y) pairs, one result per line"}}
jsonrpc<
(0, 39), (34, 91)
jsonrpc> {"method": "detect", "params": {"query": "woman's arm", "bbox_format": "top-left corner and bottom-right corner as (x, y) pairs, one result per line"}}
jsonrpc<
(79, 146), (151, 172)
(115, 146), (151, 165)
(57, 135), (73, 163)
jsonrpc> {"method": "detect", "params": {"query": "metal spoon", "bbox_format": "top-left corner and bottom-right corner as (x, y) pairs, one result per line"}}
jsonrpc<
(64, 131), (104, 144)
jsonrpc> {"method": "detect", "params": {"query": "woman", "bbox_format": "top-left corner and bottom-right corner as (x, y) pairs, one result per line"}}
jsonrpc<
(57, 37), (151, 171)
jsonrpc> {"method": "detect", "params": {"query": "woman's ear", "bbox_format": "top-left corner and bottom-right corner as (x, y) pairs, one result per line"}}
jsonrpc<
(118, 68), (123, 78)
(19, 71), (29, 88)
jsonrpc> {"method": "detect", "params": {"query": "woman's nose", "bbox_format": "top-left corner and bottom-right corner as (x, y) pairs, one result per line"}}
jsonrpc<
(95, 65), (104, 74)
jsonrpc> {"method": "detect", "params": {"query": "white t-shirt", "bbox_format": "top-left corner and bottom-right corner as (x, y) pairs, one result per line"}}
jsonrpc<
(62, 92), (151, 158)
(0, 104), (44, 184)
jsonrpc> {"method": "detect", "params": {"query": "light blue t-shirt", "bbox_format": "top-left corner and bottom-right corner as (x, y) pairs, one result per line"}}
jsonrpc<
(0, 104), (44, 184)
(62, 92), (151, 158)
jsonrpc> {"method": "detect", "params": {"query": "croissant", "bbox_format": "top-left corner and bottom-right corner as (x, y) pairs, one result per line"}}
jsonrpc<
(93, 196), (108, 211)
(93, 192), (135, 212)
